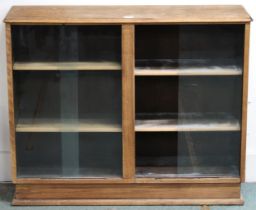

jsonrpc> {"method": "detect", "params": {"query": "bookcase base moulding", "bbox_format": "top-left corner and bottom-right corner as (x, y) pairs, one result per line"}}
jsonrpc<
(13, 183), (243, 206)
(4, 6), (251, 206)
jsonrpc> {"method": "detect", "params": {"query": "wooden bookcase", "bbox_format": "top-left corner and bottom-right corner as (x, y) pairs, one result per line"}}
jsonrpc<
(4, 5), (251, 206)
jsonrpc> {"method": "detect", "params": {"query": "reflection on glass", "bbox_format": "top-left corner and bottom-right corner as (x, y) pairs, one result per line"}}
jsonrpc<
(14, 71), (122, 131)
(136, 76), (242, 124)
(16, 133), (122, 178)
(12, 25), (121, 62)
(135, 25), (244, 73)
(136, 132), (240, 177)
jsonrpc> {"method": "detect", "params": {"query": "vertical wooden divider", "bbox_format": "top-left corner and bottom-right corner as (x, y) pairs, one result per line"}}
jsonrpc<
(122, 24), (135, 179)
(241, 23), (250, 182)
(6, 24), (17, 182)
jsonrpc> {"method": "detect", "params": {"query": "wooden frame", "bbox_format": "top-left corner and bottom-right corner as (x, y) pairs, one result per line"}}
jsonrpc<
(4, 5), (251, 205)
(6, 23), (17, 182)
(241, 23), (250, 182)
(122, 24), (135, 179)
(12, 199), (243, 206)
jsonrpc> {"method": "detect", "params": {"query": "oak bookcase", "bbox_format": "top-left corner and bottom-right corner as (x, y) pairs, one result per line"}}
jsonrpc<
(4, 5), (251, 206)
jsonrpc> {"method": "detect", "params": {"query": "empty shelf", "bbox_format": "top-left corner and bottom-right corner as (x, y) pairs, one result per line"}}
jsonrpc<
(136, 166), (239, 178)
(17, 167), (121, 178)
(135, 68), (242, 76)
(16, 118), (122, 132)
(135, 113), (240, 132)
(13, 61), (121, 71)
(135, 59), (242, 76)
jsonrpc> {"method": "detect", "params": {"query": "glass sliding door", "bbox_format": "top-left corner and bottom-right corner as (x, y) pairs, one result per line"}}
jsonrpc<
(135, 25), (244, 178)
(12, 25), (122, 178)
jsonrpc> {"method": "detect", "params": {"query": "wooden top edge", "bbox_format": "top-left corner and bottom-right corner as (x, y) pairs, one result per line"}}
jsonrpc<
(4, 5), (252, 24)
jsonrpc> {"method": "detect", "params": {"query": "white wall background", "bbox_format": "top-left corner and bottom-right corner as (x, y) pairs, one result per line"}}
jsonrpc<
(0, 0), (255, 182)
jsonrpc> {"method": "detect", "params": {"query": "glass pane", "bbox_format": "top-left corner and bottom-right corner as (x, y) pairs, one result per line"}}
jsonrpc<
(16, 133), (122, 178)
(12, 25), (121, 62)
(14, 71), (122, 127)
(136, 132), (240, 177)
(12, 25), (122, 178)
(135, 25), (244, 75)
(136, 76), (242, 125)
(135, 25), (243, 178)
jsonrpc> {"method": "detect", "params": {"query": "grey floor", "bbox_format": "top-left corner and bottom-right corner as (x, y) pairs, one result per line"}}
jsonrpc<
(0, 183), (255, 210)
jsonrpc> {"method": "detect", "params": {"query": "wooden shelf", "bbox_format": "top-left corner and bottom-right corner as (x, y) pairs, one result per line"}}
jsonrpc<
(135, 68), (242, 76)
(135, 113), (240, 132)
(135, 59), (242, 76)
(13, 61), (121, 71)
(17, 167), (121, 179)
(16, 118), (121, 132)
(136, 166), (239, 178)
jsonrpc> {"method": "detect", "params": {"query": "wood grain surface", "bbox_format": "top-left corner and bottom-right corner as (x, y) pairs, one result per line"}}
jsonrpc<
(4, 5), (251, 24)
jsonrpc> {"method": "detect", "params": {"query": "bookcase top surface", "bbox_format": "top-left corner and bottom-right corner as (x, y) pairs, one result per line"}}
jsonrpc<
(4, 5), (251, 24)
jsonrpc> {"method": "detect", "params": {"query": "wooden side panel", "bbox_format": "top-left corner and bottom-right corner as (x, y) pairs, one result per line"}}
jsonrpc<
(6, 24), (17, 181)
(15, 183), (241, 200)
(122, 24), (135, 179)
(241, 23), (250, 182)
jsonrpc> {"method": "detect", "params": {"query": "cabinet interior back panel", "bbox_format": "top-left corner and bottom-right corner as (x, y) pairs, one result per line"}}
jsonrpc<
(135, 25), (244, 70)
(12, 25), (121, 62)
